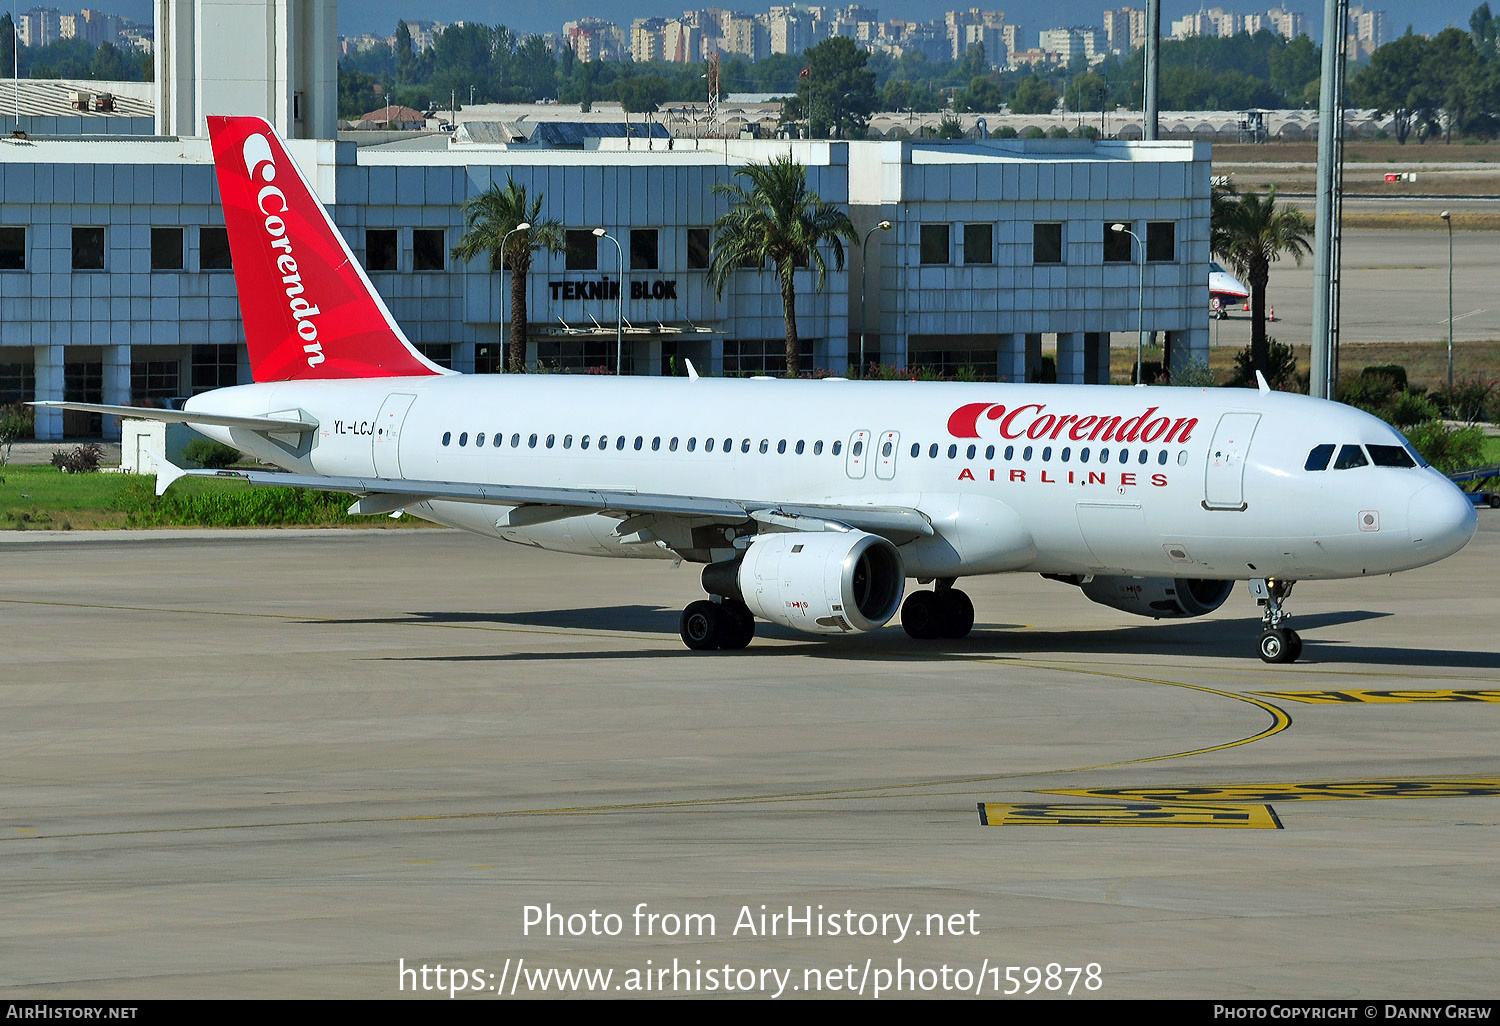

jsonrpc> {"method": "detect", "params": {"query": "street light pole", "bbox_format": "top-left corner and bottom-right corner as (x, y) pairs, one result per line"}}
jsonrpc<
(1441, 209), (1453, 390)
(593, 228), (625, 374)
(1112, 222), (1146, 384)
(498, 222), (531, 373)
(858, 220), (891, 377)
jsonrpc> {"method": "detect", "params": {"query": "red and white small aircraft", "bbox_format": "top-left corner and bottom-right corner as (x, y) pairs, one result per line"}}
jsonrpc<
(42, 117), (1477, 662)
(1209, 261), (1250, 319)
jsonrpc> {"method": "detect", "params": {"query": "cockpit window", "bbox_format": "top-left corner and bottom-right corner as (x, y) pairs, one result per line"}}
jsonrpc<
(1333, 444), (1369, 470)
(1304, 444), (1334, 471)
(1367, 444), (1417, 468)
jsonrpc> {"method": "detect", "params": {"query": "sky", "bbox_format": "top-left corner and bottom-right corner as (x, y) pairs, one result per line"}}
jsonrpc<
(93, 2), (1484, 47)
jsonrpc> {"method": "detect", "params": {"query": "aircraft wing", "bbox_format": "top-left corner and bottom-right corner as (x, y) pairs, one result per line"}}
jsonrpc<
(184, 468), (935, 541)
(30, 401), (318, 435)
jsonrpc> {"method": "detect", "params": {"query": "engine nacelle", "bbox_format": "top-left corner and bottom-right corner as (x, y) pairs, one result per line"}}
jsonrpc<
(1065, 575), (1233, 619)
(707, 530), (905, 634)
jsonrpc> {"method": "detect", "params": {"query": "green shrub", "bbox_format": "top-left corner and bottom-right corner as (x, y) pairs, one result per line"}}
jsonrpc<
(1385, 389), (1441, 429)
(1230, 339), (1299, 391)
(1360, 364), (1407, 390)
(50, 444), (104, 473)
(1339, 370), (1401, 412)
(1021, 126), (1045, 139)
(1429, 377), (1496, 424)
(0, 403), (32, 467)
(1166, 357), (1217, 388)
(1404, 421), (1487, 474)
(181, 438), (242, 469)
(995, 125), (1018, 138)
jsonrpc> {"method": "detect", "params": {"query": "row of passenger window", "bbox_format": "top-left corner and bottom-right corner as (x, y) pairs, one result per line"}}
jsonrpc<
(440, 431), (843, 456)
(438, 429), (1189, 468)
(1304, 443), (1418, 471)
(904, 441), (1188, 467)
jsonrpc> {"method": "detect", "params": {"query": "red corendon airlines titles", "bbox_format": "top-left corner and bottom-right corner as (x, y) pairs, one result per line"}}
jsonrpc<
(946, 403), (1198, 446)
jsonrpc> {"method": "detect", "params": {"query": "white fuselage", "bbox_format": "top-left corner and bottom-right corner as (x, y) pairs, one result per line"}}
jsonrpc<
(186, 375), (1476, 583)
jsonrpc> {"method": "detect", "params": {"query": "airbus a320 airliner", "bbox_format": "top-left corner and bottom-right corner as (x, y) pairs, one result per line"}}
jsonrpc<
(41, 116), (1477, 662)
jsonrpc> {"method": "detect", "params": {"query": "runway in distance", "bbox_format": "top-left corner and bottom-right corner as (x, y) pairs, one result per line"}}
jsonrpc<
(41, 116), (1477, 662)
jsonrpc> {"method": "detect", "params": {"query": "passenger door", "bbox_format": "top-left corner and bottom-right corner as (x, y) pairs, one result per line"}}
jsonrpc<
(1203, 412), (1260, 510)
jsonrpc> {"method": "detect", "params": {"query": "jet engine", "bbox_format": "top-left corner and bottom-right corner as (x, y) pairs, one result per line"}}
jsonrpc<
(703, 531), (905, 634)
(1051, 575), (1233, 619)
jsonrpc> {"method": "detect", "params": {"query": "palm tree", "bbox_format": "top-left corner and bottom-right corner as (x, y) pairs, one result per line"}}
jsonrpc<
(708, 155), (856, 378)
(451, 178), (564, 373)
(1211, 186), (1314, 376)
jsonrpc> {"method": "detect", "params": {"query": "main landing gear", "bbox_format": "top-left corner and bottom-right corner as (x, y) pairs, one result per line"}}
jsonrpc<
(1253, 578), (1302, 664)
(900, 579), (975, 640)
(679, 598), (756, 651)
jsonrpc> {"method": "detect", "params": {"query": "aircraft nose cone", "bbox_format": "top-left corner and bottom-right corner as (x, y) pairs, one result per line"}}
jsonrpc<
(1408, 478), (1478, 558)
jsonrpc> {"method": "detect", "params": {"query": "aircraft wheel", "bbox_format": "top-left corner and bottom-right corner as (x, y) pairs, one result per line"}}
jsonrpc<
(1257, 628), (1294, 664)
(901, 591), (943, 640)
(719, 600), (756, 650)
(680, 600), (725, 651)
(937, 589), (975, 639)
(1286, 629), (1303, 663)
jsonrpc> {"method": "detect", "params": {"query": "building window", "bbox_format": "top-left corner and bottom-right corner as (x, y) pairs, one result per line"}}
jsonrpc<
(366, 229), (398, 271)
(1147, 221), (1176, 262)
(413, 228), (445, 271)
(565, 229), (598, 270)
(72, 226), (105, 270)
(151, 227), (184, 271)
(0, 227), (26, 270)
(686, 228), (711, 269)
(131, 360), (181, 400)
(1033, 223), (1062, 264)
(723, 339), (814, 377)
(474, 343), (504, 374)
(535, 336), (617, 373)
(191, 344), (239, 392)
(0, 361), (34, 403)
(1103, 223), (1134, 262)
(919, 223), (949, 265)
(414, 343), (453, 369)
(963, 223), (993, 265)
(200, 227), (232, 270)
(630, 229), (658, 271)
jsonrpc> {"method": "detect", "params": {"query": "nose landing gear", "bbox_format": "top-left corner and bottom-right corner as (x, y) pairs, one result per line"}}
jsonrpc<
(1252, 578), (1302, 663)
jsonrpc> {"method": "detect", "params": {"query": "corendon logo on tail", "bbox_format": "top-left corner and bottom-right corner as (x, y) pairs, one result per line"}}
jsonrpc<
(242, 133), (324, 369)
(946, 402), (1198, 445)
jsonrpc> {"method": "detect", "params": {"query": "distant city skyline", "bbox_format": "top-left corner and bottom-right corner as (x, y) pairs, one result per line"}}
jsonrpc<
(46, 2), (1486, 47)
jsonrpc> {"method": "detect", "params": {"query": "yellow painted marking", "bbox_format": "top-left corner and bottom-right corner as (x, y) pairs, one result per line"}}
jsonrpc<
(977, 659), (1293, 768)
(978, 802), (1281, 829)
(1047, 779), (1500, 803)
(14, 829), (37, 834)
(1253, 689), (1500, 704)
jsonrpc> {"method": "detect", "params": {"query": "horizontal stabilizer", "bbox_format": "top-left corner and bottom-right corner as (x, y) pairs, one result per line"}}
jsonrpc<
(30, 402), (318, 435)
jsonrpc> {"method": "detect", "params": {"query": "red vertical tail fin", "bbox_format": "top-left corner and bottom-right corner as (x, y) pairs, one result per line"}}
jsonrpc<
(207, 115), (446, 382)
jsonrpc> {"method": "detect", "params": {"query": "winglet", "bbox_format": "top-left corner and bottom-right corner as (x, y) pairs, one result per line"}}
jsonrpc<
(155, 456), (188, 497)
(684, 358), (700, 381)
(1255, 370), (1271, 394)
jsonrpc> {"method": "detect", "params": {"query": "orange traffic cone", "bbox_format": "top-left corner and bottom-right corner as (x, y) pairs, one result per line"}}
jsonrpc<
(1243, 301), (1250, 312)
(1268, 306), (1276, 322)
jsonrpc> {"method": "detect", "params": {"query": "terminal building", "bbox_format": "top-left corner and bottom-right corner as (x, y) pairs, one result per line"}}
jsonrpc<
(0, 0), (1211, 441)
